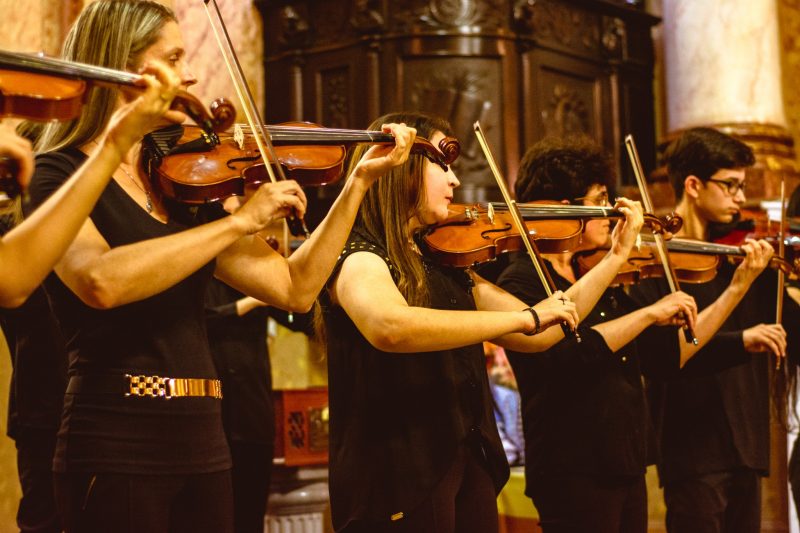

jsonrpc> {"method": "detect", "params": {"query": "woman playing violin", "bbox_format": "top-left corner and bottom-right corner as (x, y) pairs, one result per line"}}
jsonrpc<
(495, 136), (774, 533)
(633, 127), (800, 533)
(317, 112), (659, 533)
(25, 1), (415, 532)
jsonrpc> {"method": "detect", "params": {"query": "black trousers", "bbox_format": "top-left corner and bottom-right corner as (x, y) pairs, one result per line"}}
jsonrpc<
(528, 474), (647, 533)
(229, 440), (273, 533)
(54, 470), (234, 533)
(14, 430), (60, 533)
(341, 444), (499, 533)
(663, 469), (761, 533)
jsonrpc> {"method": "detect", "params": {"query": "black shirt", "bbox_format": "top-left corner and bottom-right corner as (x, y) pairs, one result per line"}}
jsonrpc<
(496, 253), (682, 491)
(29, 148), (230, 475)
(2, 285), (67, 440)
(323, 230), (509, 530)
(205, 279), (272, 444)
(630, 261), (800, 484)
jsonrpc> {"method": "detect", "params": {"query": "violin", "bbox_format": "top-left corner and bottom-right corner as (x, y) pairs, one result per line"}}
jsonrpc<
(420, 201), (681, 268)
(0, 49), (235, 131)
(575, 235), (800, 286)
(0, 49), (236, 200)
(151, 123), (460, 204)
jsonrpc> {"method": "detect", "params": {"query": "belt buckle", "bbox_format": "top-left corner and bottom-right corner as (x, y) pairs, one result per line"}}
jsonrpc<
(125, 374), (172, 399)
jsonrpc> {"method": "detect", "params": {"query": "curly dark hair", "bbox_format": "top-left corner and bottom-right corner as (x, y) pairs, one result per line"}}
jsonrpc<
(514, 136), (615, 203)
(664, 127), (755, 198)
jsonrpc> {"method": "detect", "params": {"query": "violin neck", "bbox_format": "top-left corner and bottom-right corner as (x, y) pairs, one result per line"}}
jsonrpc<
(237, 124), (394, 146)
(490, 203), (620, 220)
(0, 50), (139, 88)
(640, 235), (743, 256)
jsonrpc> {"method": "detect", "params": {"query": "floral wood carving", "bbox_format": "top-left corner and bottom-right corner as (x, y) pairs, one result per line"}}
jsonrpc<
(542, 84), (589, 137)
(351, 0), (385, 33)
(393, 0), (504, 32)
(513, 0), (599, 52)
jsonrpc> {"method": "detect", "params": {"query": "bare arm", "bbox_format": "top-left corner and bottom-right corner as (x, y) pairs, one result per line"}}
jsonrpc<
(216, 123), (417, 312)
(0, 62), (183, 308)
(331, 252), (576, 353)
(674, 238), (777, 365)
(564, 197), (644, 320)
(591, 291), (697, 353)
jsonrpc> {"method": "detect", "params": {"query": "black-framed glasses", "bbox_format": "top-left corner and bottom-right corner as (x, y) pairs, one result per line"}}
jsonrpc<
(574, 191), (610, 206)
(708, 178), (746, 196)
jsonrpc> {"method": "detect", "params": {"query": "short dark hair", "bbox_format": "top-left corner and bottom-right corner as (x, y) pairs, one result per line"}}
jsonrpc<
(665, 127), (755, 198)
(514, 136), (615, 203)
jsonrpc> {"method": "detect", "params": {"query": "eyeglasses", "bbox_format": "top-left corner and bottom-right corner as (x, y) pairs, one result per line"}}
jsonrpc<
(574, 191), (610, 206)
(708, 178), (746, 196)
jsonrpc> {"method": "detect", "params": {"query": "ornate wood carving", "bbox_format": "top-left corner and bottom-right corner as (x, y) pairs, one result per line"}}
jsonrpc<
(393, 0), (505, 32)
(261, 0), (656, 199)
(514, 0), (600, 53)
(351, 0), (385, 34)
(542, 84), (590, 138)
(320, 67), (350, 129)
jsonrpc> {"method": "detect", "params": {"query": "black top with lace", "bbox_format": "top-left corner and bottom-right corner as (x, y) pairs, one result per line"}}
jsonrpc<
(322, 227), (509, 530)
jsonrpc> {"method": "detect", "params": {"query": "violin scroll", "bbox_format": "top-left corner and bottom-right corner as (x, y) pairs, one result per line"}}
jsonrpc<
(171, 93), (236, 134)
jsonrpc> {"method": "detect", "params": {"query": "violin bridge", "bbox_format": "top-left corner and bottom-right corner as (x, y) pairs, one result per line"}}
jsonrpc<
(487, 203), (495, 224)
(233, 123), (244, 149)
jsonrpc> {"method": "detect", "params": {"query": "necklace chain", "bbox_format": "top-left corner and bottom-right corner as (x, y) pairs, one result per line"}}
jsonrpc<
(120, 164), (153, 213)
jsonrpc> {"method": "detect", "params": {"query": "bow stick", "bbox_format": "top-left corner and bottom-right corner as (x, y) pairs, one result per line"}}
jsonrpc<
(473, 122), (579, 342)
(625, 134), (697, 344)
(203, 0), (309, 238)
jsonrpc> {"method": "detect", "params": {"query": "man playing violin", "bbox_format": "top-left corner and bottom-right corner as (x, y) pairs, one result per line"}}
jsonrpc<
(633, 127), (799, 533)
(22, 1), (417, 532)
(495, 135), (775, 533)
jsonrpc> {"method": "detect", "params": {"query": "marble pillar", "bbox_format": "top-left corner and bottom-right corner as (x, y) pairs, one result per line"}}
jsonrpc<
(664, 0), (785, 130)
(662, 0), (798, 202)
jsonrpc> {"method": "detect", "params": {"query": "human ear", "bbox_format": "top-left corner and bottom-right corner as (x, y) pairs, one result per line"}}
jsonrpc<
(683, 175), (702, 199)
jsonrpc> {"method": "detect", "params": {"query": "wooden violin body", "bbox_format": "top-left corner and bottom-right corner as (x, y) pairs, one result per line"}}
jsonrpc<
(420, 202), (681, 268)
(576, 235), (800, 286)
(0, 49), (236, 201)
(152, 123), (461, 205)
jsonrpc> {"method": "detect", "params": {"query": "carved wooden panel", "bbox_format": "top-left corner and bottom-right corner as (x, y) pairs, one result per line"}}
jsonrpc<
(521, 48), (610, 157)
(258, 0), (657, 201)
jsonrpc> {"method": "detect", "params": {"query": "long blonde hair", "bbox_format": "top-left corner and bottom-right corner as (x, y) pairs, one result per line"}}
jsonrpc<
(31, 0), (176, 152)
(348, 111), (454, 307)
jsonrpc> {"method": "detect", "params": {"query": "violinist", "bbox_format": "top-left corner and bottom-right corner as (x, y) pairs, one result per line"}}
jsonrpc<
(25, 1), (414, 531)
(1, 20), (186, 533)
(316, 111), (661, 533)
(495, 136), (774, 533)
(631, 127), (800, 533)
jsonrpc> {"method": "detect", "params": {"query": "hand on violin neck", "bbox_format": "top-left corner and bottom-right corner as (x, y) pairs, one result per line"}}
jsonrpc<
(350, 123), (416, 186)
(609, 197), (645, 257)
(730, 238), (774, 290)
(743, 323), (787, 358)
(232, 180), (308, 235)
(103, 59), (186, 155)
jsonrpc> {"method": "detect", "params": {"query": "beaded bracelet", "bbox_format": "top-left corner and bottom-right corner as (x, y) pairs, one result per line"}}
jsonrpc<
(523, 306), (541, 336)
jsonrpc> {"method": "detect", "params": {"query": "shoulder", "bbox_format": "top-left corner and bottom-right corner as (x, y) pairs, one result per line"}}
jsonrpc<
(29, 148), (87, 209)
(336, 228), (396, 279)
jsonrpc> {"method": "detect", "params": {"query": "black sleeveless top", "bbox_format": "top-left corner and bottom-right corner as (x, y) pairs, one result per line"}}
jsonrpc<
(29, 148), (230, 475)
(323, 229), (509, 530)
